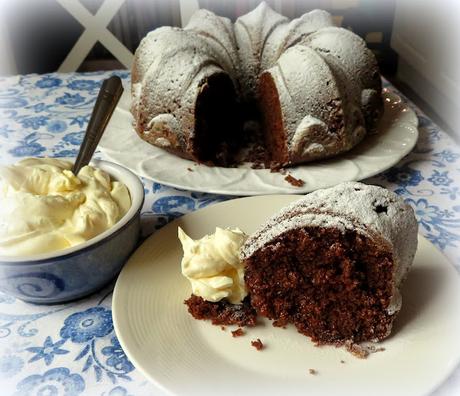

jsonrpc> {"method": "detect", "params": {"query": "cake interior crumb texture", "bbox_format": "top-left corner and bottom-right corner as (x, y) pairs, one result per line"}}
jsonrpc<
(251, 339), (264, 350)
(244, 226), (394, 344)
(192, 73), (243, 166)
(258, 72), (287, 164)
(231, 328), (245, 337)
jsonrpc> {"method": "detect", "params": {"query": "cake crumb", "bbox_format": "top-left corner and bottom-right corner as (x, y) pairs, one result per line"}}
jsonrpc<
(269, 162), (285, 173)
(220, 326), (226, 331)
(345, 341), (369, 359)
(231, 328), (245, 337)
(185, 295), (257, 327)
(368, 345), (386, 353)
(250, 161), (265, 169)
(284, 174), (305, 187)
(344, 341), (386, 359)
(309, 369), (318, 375)
(273, 318), (288, 328)
(251, 338), (264, 350)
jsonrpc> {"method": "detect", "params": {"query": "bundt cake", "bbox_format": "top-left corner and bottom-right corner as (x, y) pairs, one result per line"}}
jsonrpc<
(183, 182), (418, 345)
(132, 3), (383, 167)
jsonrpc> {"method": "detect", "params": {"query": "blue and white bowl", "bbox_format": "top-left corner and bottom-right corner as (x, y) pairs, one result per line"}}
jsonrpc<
(0, 159), (145, 304)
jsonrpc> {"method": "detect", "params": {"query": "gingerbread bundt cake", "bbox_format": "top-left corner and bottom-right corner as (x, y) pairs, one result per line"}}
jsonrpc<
(184, 182), (418, 344)
(132, 3), (382, 167)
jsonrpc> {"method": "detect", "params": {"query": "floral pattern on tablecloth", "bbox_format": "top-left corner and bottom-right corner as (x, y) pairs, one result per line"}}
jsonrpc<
(0, 71), (459, 395)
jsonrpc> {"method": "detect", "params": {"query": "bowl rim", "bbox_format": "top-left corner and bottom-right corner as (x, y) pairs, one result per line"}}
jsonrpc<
(0, 158), (145, 264)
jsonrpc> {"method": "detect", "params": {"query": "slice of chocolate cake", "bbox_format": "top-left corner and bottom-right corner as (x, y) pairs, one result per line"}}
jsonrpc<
(241, 182), (417, 344)
(180, 182), (418, 346)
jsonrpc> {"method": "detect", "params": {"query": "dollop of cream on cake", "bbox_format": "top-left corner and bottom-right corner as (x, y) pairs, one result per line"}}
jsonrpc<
(178, 227), (248, 304)
(0, 158), (131, 256)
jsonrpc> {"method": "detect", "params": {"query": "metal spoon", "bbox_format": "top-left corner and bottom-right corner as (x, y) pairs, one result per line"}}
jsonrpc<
(72, 75), (124, 175)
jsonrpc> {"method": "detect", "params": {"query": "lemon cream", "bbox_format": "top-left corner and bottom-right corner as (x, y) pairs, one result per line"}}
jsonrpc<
(0, 158), (131, 257)
(178, 227), (248, 304)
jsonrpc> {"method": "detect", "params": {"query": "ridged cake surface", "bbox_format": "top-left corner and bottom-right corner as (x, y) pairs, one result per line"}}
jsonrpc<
(132, 2), (383, 166)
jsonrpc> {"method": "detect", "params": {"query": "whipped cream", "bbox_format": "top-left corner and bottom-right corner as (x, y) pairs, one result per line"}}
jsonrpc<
(178, 227), (248, 304)
(0, 158), (131, 257)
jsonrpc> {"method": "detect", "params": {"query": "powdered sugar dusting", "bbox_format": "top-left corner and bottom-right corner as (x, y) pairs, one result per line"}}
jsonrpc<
(290, 115), (327, 157)
(234, 2), (288, 100)
(132, 27), (230, 151)
(132, 1), (381, 164)
(302, 26), (382, 129)
(261, 9), (333, 70)
(240, 182), (418, 314)
(303, 27), (380, 94)
(264, 45), (356, 162)
(185, 9), (240, 87)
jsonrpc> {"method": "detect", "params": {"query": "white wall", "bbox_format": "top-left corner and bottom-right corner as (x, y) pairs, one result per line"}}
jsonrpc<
(391, 0), (460, 137)
(0, 1), (17, 76)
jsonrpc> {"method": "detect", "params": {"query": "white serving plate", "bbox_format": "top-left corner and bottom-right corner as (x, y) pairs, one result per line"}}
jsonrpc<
(113, 195), (460, 396)
(100, 89), (418, 195)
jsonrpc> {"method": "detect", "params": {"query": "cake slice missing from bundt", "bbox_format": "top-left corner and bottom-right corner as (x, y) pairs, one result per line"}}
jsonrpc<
(191, 72), (243, 166)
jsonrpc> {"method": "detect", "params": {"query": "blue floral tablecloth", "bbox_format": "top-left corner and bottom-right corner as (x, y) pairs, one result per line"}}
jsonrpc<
(0, 71), (459, 396)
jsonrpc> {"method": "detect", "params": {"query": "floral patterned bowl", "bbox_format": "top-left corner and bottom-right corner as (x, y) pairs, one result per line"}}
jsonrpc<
(0, 159), (145, 304)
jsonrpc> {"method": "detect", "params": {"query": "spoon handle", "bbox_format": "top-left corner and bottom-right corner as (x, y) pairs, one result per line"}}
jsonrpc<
(72, 76), (124, 175)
